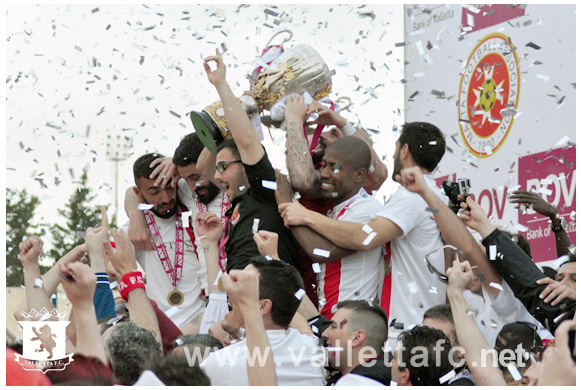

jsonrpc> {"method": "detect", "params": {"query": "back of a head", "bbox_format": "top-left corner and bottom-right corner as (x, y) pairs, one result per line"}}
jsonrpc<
(173, 133), (206, 167)
(146, 354), (211, 386)
(105, 321), (162, 385)
(133, 153), (165, 186)
(398, 122), (445, 172)
(336, 300), (388, 353)
(398, 326), (454, 386)
(423, 304), (457, 345)
(495, 322), (543, 359)
(249, 256), (304, 328)
(327, 136), (371, 172)
(173, 333), (223, 362)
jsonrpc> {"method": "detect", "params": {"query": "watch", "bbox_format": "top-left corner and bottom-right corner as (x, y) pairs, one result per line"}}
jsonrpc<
(551, 217), (566, 232)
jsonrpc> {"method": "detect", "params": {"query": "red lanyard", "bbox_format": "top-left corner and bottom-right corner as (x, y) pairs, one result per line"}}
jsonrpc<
(331, 188), (365, 220)
(144, 207), (185, 288)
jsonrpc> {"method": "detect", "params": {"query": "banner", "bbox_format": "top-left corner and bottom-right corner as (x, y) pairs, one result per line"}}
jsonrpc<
(405, 4), (576, 262)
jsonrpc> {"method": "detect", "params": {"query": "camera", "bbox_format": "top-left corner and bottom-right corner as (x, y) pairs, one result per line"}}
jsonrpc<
(442, 178), (471, 213)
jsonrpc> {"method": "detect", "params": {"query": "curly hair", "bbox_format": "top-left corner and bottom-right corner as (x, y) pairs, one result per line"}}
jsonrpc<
(104, 322), (162, 385)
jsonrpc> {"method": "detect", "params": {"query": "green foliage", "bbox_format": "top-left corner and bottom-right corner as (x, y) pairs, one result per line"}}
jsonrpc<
(6, 188), (42, 286)
(47, 171), (103, 264)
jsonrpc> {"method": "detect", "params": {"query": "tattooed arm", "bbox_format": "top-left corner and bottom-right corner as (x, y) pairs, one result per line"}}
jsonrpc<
(284, 96), (321, 198)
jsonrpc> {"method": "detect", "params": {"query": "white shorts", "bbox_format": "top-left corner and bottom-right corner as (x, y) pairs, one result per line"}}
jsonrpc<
(199, 291), (229, 334)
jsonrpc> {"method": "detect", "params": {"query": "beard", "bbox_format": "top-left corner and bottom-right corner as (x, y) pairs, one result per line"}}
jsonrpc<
(141, 195), (178, 219)
(391, 157), (402, 182)
(196, 181), (221, 204)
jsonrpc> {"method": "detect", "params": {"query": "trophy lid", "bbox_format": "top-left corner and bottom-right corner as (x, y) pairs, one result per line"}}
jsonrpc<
(189, 110), (224, 155)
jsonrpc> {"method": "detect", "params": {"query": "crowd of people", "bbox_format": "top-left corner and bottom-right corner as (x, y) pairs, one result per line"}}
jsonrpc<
(7, 49), (576, 386)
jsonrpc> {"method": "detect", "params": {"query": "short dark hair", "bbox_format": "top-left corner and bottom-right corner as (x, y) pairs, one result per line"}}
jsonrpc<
(174, 333), (223, 351)
(249, 256), (304, 328)
(495, 322), (544, 382)
(397, 326), (454, 386)
(336, 300), (388, 353)
(145, 355), (210, 386)
(327, 137), (371, 172)
(216, 138), (241, 160)
(133, 153), (165, 186)
(173, 133), (206, 167)
(423, 304), (457, 345)
(398, 122), (445, 172)
(105, 322), (162, 385)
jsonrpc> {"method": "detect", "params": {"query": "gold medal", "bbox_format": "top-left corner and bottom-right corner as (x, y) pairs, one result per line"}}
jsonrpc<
(167, 288), (184, 306)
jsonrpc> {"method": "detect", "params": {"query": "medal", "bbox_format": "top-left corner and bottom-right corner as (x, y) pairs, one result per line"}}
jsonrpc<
(167, 288), (184, 306)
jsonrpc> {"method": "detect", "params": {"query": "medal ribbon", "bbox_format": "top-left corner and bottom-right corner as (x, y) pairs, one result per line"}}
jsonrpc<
(144, 206), (185, 289)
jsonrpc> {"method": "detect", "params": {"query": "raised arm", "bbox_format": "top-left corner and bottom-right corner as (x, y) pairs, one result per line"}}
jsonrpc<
(446, 260), (506, 386)
(203, 49), (264, 165)
(285, 96), (321, 197)
(18, 236), (55, 319)
(508, 190), (573, 257)
(395, 166), (503, 297)
(196, 212), (224, 294)
(124, 187), (155, 251)
(105, 229), (162, 348)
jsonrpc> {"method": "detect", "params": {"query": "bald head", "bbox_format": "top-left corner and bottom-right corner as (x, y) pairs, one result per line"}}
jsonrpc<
(326, 136), (371, 172)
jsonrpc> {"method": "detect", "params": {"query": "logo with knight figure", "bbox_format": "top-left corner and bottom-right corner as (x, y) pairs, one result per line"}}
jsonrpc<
(15, 308), (74, 373)
(458, 32), (520, 158)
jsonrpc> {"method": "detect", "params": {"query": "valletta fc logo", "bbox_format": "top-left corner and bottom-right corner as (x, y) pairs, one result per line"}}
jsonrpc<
(458, 33), (520, 158)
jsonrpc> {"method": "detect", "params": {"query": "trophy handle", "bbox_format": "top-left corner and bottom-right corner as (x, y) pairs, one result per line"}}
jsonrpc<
(336, 96), (353, 111)
(265, 29), (293, 48)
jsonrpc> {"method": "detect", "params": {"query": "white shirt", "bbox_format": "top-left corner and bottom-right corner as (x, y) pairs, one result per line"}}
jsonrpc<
(465, 279), (554, 347)
(335, 373), (385, 386)
(178, 179), (226, 294)
(318, 188), (383, 317)
(376, 175), (448, 345)
(200, 328), (325, 386)
(122, 211), (205, 329)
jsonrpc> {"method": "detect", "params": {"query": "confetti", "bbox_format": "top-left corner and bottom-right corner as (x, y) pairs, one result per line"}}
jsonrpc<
(428, 286), (438, 294)
(294, 288), (306, 300)
(39, 312), (52, 322)
(537, 187), (553, 196)
(489, 282), (504, 291)
(536, 73), (550, 83)
(553, 311), (568, 324)
(507, 364), (522, 381)
(390, 381), (398, 386)
(330, 304), (338, 314)
(488, 245), (497, 260)
(490, 319), (498, 328)
(110, 280), (118, 289)
(252, 218), (260, 235)
(164, 306), (180, 317)
(506, 184), (521, 193)
(439, 369), (456, 384)
(429, 140), (437, 145)
(261, 180), (277, 190)
(264, 255), (273, 261)
(554, 135), (569, 147)
(107, 316), (124, 325)
(362, 224), (374, 234)
(34, 278), (43, 288)
(525, 42), (541, 50)
(466, 310), (475, 317)
(333, 163), (341, 174)
(311, 325), (319, 334)
(407, 282), (418, 294)
(138, 203), (154, 210)
(326, 347), (344, 352)
(313, 248), (331, 258)
(362, 232), (377, 246)
(239, 186), (246, 191)
(181, 211), (192, 228)
(213, 270), (223, 287)
(312, 263), (321, 273)
(331, 192), (339, 198)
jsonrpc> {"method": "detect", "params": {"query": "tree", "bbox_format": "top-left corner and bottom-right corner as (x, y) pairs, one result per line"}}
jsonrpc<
(48, 170), (103, 264)
(6, 188), (42, 286)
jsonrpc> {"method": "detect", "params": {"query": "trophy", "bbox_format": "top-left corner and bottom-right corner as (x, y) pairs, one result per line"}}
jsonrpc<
(190, 29), (335, 154)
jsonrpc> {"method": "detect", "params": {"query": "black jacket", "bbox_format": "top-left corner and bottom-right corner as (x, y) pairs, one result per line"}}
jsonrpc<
(482, 228), (575, 334)
(327, 354), (391, 386)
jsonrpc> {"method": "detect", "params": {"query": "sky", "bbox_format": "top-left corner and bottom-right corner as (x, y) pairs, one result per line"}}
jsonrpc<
(5, 3), (405, 249)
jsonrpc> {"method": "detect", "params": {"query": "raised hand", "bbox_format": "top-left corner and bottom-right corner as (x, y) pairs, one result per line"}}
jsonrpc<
(274, 170), (294, 205)
(253, 230), (280, 260)
(203, 48), (227, 86)
(103, 229), (137, 276)
(394, 166), (429, 195)
(220, 270), (260, 311)
(19, 236), (44, 268)
(446, 259), (474, 295)
(508, 190), (558, 217)
(285, 96), (309, 124)
(457, 197), (493, 235)
(305, 101), (347, 128)
(85, 206), (109, 263)
(196, 212), (224, 243)
(58, 261), (97, 310)
(150, 157), (179, 188)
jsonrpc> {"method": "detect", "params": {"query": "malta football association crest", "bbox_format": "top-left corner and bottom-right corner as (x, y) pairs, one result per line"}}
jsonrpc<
(15, 308), (74, 373)
(458, 33), (520, 158)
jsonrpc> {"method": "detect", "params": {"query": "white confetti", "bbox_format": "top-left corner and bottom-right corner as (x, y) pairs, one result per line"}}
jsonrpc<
(536, 73), (550, 83)
(293, 192), (301, 200)
(312, 263), (321, 273)
(407, 282), (418, 294)
(362, 224), (374, 234)
(507, 185), (521, 193)
(439, 369), (456, 384)
(537, 187), (553, 196)
(164, 306), (180, 318)
(181, 211), (192, 228)
(429, 140), (437, 145)
(264, 255), (273, 261)
(213, 270), (223, 287)
(485, 145), (493, 155)
(313, 248), (331, 258)
(34, 278), (43, 288)
(515, 223), (529, 232)
(540, 178), (553, 186)
(261, 180), (277, 190)
(39, 312), (52, 322)
(362, 232), (377, 246)
(553, 311), (568, 324)
(137, 203), (154, 210)
(414, 40), (425, 56)
(390, 381), (398, 386)
(110, 280), (118, 289)
(489, 245), (497, 260)
(252, 218), (260, 235)
(331, 192), (339, 198)
(428, 286), (438, 294)
(239, 186), (246, 191)
(554, 135), (570, 147)
(294, 288), (306, 300)
(489, 282), (504, 291)
(311, 325), (319, 334)
(466, 13), (475, 27)
(507, 364), (522, 381)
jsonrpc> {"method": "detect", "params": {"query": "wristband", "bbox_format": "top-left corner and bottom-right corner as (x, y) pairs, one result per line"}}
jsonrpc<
(118, 271), (145, 301)
(340, 122), (356, 136)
